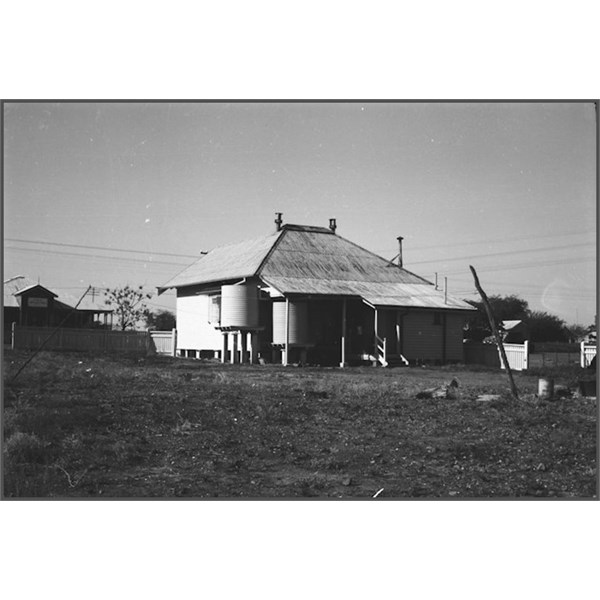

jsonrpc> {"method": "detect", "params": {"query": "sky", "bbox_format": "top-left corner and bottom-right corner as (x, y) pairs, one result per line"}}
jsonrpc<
(3, 101), (597, 326)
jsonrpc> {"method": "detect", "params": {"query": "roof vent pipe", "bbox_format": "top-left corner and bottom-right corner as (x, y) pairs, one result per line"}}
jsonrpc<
(274, 212), (283, 232)
(397, 236), (404, 267)
(329, 218), (337, 233)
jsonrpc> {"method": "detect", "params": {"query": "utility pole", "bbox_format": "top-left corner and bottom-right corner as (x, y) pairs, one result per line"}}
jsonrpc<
(10, 286), (92, 383)
(470, 266), (519, 400)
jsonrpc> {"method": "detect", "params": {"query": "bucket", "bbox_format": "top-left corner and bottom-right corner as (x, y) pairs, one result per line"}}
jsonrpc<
(578, 380), (596, 397)
(538, 377), (554, 400)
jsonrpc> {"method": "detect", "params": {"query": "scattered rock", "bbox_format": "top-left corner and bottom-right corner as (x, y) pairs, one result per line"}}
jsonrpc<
(304, 390), (329, 399)
(476, 394), (501, 402)
(553, 385), (571, 399)
(342, 476), (352, 486)
(578, 380), (596, 398)
(416, 378), (461, 400)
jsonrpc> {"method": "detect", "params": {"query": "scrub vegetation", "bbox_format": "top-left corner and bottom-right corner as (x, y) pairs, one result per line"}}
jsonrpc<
(3, 349), (596, 498)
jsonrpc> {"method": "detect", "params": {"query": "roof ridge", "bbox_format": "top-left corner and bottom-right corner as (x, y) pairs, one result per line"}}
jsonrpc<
(204, 230), (280, 253)
(282, 224), (334, 233)
(255, 228), (287, 277)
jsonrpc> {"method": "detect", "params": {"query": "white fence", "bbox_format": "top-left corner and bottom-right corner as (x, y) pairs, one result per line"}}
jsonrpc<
(11, 324), (177, 356)
(149, 329), (177, 356)
(580, 342), (597, 368)
(12, 325), (149, 353)
(499, 341), (529, 372)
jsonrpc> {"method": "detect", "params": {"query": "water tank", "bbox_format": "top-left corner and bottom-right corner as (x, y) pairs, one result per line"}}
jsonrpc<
(220, 285), (259, 328)
(272, 300), (309, 345)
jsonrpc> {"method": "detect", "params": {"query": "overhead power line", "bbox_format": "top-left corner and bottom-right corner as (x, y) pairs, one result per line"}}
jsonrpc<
(442, 255), (595, 276)
(371, 227), (595, 256)
(408, 241), (594, 266)
(5, 237), (204, 259)
(403, 227), (595, 253)
(5, 245), (191, 267)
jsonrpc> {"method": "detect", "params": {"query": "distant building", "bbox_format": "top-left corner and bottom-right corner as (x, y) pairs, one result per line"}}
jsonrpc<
(583, 330), (596, 345)
(500, 320), (529, 343)
(158, 215), (476, 366)
(479, 320), (529, 344)
(3, 277), (113, 339)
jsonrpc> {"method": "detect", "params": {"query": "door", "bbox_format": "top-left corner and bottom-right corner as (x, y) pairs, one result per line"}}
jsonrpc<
(378, 310), (398, 355)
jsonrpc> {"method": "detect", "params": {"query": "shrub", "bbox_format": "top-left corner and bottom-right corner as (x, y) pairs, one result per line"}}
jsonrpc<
(4, 432), (46, 464)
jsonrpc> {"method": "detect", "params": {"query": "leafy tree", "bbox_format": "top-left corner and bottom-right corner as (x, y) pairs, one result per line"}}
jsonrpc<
(464, 294), (529, 341)
(104, 285), (152, 331)
(146, 309), (176, 331)
(565, 323), (587, 342)
(526, 311), (568, 343)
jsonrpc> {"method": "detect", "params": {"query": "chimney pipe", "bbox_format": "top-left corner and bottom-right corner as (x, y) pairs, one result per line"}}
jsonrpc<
(329, 218), (337, 233)
(397, 236), (404, 267)
(274, 212), (283, 232)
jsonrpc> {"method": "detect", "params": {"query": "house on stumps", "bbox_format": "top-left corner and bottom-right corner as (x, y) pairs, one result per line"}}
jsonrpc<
(158, 214), (476, 366)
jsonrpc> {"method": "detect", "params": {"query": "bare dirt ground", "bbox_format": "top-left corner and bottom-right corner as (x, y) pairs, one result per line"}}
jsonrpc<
(2, 349), (597, 498)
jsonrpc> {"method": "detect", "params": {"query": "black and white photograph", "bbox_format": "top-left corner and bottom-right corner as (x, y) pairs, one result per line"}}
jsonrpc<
(3, 101), (596, 499)
(1, 2), (599, 599)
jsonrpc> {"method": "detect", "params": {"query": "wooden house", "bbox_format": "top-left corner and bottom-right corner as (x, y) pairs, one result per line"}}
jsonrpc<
(3, 277), (113, 337)
(158, 216), (476, 366)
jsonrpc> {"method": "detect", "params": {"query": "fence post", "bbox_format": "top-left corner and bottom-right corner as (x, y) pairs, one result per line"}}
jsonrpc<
(580, 341), (585, 368)
(523, 340), (529, 370)
(172, 328), (177, 357)
(11, 322), (16, 349)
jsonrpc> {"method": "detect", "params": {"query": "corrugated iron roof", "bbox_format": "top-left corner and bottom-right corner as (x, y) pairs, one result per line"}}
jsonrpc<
(260, 229), (430, 284)
(13, 283), (58, 298)
(3, 278), (112, 313)
(262, 277), (474, 310)
(3, 277), (42, 308)
(158, 231), (281, 291)
(59, 292), (113, 313)
(158, 225), (475, 310)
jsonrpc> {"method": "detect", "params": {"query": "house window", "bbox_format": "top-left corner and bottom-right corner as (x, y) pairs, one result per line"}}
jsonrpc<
(208, 295), (221, 324)
(433, 313), (442, 326)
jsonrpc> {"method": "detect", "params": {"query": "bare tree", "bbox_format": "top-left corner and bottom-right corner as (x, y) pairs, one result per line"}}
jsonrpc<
(104, 285), (152, 331)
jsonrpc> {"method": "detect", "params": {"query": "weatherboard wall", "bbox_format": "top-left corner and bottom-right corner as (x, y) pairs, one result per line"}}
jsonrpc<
(402, 311), (465, 363)
(176, 292), (222, 352)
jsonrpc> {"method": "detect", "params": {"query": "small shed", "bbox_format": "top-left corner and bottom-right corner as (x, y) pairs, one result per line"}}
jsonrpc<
(501, 320), (529, 344)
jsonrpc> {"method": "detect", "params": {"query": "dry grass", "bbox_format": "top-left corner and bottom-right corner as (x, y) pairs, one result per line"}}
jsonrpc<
(2, 349), (596, 498)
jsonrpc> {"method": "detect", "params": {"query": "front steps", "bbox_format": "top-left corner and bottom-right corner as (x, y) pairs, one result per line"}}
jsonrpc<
(383, 353), (410, 368)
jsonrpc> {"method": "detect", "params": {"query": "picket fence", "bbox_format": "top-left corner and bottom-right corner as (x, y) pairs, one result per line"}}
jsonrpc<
(10, 325), (177, 356)
(466, 340), (596, 371)
(149, 329), (177, 356)
(501, 342), (529, 371)
(580, 342), (597, 368)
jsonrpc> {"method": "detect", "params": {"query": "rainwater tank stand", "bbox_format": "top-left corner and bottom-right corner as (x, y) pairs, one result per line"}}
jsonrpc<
(218, 327), (264, 364)
(271, 342), (315, 366)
